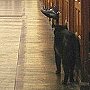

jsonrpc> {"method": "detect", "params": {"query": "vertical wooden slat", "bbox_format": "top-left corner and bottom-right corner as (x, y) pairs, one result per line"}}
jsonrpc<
(62, 0), (65, 25)
(56, 0), (59, 24)
(81, 0), (89, 61)
(69, 0), (74, 31)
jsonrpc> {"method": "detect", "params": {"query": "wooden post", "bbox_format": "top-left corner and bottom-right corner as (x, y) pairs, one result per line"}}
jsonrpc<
(81, 0), (90, 82)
